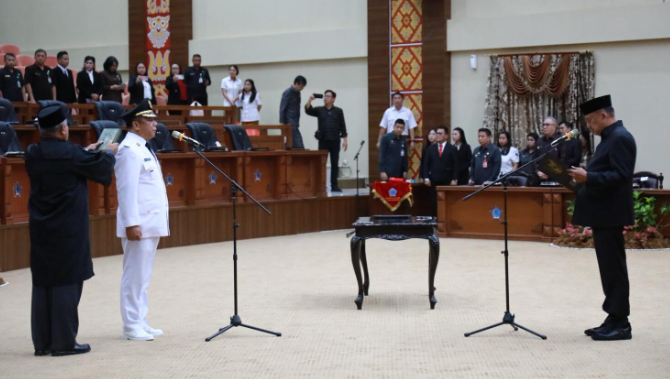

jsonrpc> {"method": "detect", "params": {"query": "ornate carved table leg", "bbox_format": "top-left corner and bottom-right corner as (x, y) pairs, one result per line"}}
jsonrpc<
(350, 236), (365, 310)
(428, 234), (440, 309)
(360, 239), (370, 296)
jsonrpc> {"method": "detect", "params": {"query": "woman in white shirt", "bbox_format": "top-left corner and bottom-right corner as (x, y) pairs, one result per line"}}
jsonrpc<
(220, 65), (242, 107)
(497, 130), (519, 177)
(237, 79), (262, 125)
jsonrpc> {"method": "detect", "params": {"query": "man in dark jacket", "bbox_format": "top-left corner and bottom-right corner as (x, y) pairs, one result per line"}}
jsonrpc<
(52, 51), (77, 104)
(558, 121), (582, 168)
(25, 103), (117, 356)
(280, 75), (307, 149)
(569, 95), (636, 341)
(379, 119), (408, 180)
(423, 126), (458, 215)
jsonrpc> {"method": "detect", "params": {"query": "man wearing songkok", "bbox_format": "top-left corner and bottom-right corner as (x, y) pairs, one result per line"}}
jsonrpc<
(25, 103), (117, 356)
(568, 95), (637, 341)
(115, 99), (170, 341)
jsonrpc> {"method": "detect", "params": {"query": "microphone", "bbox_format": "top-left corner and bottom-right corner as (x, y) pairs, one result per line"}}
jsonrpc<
(550, 129), (580, 147)
(360, 140), (365, 146)
(171, 131), (205, 148)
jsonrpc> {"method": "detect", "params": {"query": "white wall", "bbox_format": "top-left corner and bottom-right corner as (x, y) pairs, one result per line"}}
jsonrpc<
(191, 0), (369, 177)
(449, 0), (670, 175)
(0, 0), (129, 71)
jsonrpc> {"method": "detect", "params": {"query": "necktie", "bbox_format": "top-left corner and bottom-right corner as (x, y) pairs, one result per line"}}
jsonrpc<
(439, 143), (443, 157)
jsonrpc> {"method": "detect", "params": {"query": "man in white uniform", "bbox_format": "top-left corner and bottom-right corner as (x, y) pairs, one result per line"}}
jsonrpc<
(115, 99), (170, 341)
(377, 91), (418, 150)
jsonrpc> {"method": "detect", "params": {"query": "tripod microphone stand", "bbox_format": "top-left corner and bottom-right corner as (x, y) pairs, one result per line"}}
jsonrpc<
(462, 146), (564, 340)
(183, 142), (281, 341)
(354, 140), (365, 197)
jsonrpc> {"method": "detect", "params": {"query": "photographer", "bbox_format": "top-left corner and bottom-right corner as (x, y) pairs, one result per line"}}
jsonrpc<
(305, 90), (348, 192)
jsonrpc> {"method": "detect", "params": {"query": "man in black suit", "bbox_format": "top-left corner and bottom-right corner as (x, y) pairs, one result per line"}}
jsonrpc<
(53, 51), (77, 104)
(25, 103), (117, 356)
(558, 121), (582, 168)
(184, 54), (211, 105)
(423, 126), (458, 216)
(568, 95), (636, 341)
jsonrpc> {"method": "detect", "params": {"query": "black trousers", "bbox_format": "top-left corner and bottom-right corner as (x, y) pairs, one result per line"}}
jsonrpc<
(31, 282), (83, 351)
(428, 181), (447, 217)
(319, 139), (341, 189)
(592, 227), (630, 326)
(292, 127), (304, 149)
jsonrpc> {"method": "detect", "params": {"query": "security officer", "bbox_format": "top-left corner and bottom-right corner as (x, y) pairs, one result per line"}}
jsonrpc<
(0, 53), (27, 102)
(116, 99), (170, 341)
(469, 128), (501, 185)
(379, 119), (408, 180)
(25, 103), (117, 356)
(569, 95), (636, 341)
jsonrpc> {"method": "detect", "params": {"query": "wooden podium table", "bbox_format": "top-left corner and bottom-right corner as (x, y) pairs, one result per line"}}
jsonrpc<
(349, 216), (439, 310)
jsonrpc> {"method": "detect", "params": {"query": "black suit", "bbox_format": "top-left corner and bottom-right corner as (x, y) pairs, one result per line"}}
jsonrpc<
(76, 70), (103, 104)
(128, 76), (157, 105)
(53, 67), (77, 103)
(559, 138), (582, 168)
(572, 120), (636, 326)
(25, 138), (115, 351)
(423, 142), (458, 216)
(455, 143), (472, 185)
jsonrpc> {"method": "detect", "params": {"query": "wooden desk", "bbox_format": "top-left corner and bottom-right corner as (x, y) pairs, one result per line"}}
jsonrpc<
(437, 186), (670, 241)
(350, 216), (439, 310)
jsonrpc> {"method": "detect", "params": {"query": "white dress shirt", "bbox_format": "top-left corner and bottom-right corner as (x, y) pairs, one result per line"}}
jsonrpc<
(220, 76), (243, 106)
(142, 79), (152, 99)
(87, 70), (94, 84)
(237, 91), (262, 122)
(499, 146), (520, 176)
(379, 106), (418, 135)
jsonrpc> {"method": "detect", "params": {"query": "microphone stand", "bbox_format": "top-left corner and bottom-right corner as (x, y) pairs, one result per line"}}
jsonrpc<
(353, 141), (365, 197)
(182, 142), (281, 341)
(462, 144), (566, 340)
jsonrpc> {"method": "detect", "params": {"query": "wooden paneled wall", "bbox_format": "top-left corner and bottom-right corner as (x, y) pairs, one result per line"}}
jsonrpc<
(0, 196), (370, 272)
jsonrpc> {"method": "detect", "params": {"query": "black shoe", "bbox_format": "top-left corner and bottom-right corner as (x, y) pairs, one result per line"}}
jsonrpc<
(52, 343), (91, 356)
(331, 187), (343, 192)
(584, 324), (607, 337)
(34, 350), (51, 356)
(591, 325), (632, 341)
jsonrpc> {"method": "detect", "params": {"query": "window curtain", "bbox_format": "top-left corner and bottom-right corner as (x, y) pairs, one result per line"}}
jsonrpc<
(482, 52), (595, 147)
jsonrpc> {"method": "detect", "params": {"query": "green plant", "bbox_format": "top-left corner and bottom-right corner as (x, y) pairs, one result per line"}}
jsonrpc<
(632, 191), (670, 232)
(566, 199), (575, 217)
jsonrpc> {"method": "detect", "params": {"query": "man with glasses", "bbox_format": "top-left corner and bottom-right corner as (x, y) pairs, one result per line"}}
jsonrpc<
(536, 116), (561, 180)
(116, 99), (170, 341)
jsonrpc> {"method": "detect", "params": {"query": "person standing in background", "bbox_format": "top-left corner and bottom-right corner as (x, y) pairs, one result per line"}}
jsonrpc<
(379, 119), (408, 181)
(451, 127), (472, 185)
(422, 126), (458, 216)
(377, 92), (417, 151)
(305, 89), (348, 192)
(469, 128), (501, 185)
(558, 120), (582, 168)
(497, 130), (519, 177)
(164, 63), (187, 114)
(184, 54), (211, 105)
(279, 75), (307, 149)
(237, 79), (262, 125)
(419, 127), (437, 182)
(128, 62), (156, 106)
(0, 53), (27, 102)
(76, 56), (102, 104)
(25, 49), (55, 103)
(100, 56), (125, 103)
(52, 51), (77, 104)
(221, 65), (242, 107)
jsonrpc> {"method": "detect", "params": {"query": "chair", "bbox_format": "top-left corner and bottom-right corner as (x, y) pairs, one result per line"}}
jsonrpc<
(0, 122), (22, 154)
(45, 56), (58, 67)
(0, 98), (19, 123)
(224, 124), (253, 151)
(149, 123), (180, 153)
(0, 45), (20, 55)
(16, 55), (34, 66)
(90, 120), (125, 144)
(507, 175), (529, 187)
(633, 171), (664, 189)
(37, 100), (74, 125)
(94, 101), (126, 126)
(185, 122), (227, 152)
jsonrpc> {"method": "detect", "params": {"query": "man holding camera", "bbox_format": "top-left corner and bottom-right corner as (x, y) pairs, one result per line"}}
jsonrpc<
(306, 90), (348, 192)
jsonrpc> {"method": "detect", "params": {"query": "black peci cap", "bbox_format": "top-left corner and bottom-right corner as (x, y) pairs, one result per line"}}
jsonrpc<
(580, 95), (612, 115)
(120, 99), (157, 126)
(37, 104), (68, 129)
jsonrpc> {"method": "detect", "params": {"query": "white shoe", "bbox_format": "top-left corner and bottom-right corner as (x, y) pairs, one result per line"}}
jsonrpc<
(143, 325), (164, 336)
(123, 329), (155, 341)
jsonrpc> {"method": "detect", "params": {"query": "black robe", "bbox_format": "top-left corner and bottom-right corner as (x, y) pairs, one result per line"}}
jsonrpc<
(572, 121), (636, 228)
(25, 138), (115, 287)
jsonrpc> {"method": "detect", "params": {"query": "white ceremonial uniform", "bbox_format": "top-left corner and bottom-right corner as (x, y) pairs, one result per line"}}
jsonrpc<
(379, 105), (418, 135)
(115, 132), (169, 334)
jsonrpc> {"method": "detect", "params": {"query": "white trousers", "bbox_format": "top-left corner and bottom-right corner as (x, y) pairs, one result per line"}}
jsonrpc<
(120, 237), (160, 333)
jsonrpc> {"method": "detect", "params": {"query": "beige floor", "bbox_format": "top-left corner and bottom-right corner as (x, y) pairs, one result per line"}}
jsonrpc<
(1, 231), (669, 379)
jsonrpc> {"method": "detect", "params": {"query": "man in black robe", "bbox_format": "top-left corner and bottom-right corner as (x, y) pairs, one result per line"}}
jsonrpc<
(25, 103), (117, 356)
(568, 95), (636, 341)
